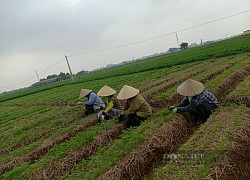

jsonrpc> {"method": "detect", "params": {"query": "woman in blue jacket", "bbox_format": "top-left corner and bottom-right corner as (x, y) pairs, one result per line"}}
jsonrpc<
(78, 89), (105, 115)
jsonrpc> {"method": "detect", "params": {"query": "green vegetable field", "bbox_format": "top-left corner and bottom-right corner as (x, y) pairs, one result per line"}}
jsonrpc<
(0, 35), (250, 180)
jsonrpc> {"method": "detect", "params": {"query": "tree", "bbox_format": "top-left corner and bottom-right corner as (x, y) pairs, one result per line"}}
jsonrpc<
(180, 42), (188, 50)
(46, 74), (57, 79)
(76, 70), (88, 77)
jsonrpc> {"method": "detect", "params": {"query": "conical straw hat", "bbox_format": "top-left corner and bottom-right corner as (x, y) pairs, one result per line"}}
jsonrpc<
(117, 85), (140, 100)
(97, 85), (116, 96)
(177, 79), (204, 96)
(79, 89), (92, 99)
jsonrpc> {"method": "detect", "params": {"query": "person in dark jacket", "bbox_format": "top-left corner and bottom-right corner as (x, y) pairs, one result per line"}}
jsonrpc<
(78, 89), (105, 115)
(170, 79), (219, 124)
(117, 85), (152, 127)
(97, 85), (122, 121)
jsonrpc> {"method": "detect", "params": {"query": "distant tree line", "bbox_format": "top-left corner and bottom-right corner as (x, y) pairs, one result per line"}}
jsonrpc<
(31, 70), (89, 87)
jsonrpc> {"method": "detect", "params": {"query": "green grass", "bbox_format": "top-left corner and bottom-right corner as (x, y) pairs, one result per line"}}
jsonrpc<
(227, 74), (250, 97)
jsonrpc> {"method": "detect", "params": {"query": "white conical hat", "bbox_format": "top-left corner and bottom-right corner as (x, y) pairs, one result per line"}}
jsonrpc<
(117, 85), (139, 100)
(177, 79), (204, 96)
(97, 85), (116, 96)
(79, 89), (92, 99)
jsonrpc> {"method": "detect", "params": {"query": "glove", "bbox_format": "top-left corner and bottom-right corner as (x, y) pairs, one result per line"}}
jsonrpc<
(172, 108), (177, 113)
(101, 115), (105, 120)
(169, 106), (175, 110)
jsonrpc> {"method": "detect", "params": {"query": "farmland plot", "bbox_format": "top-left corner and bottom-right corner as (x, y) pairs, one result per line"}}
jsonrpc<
(0, 36), (250, 180)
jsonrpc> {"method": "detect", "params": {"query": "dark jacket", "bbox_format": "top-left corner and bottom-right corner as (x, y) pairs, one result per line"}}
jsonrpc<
(176, 90), (218, 113)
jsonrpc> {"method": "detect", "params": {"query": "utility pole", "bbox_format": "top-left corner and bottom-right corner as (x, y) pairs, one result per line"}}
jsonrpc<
(35, 71), (40, 82)
(175, 32), (180, 47)
(65, 55), (74, 82)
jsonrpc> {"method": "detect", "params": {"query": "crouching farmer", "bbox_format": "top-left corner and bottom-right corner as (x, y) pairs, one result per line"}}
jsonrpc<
(117, 85), (152, 127)
(78, 89), (105, 115)
(170, 79), (219, 124)
(97, 85), (122, 121)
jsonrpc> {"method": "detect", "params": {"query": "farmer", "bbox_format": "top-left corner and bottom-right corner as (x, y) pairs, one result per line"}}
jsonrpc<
(78, 89), (105, 115)
(170, 79), (219, 124)
(97, 85), (122, 121)
(117, 85), (152, 127)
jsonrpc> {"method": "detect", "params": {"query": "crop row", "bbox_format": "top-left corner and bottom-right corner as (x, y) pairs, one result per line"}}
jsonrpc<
(207, 109), (250, 180)
(0, 114), (99, 175)
(151, 105), (248, 180)
(0, 106), (82, 150)
(1, 117), (116, 179)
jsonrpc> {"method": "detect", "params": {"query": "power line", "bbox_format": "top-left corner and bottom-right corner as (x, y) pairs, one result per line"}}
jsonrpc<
(68, 9), (250, 57)
(1, 57), (65, 89)
(1, 9), (249, 90)
(1, 75), (37, 89)
(38, 57), (65, 75)
(176, 9), (250, 33)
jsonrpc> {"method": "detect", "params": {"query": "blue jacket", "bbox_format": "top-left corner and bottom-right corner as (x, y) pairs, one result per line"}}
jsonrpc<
(83, 92), (105, 107)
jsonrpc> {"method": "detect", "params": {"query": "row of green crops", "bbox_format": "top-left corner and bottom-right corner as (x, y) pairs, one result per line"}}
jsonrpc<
(150, 105), (246, 180)
(0, 107), (81, 149)
(1, 116), (115, 179)
(0, 113), (98, 168)
(227, 74), (250, 97)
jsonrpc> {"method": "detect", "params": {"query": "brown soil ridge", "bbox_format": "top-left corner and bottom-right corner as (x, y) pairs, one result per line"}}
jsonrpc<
(0, 118), (98, 175)
(212, 63), (250, 100)
(207, 109), (250, 180)
(98, 63), (250, 180)
(0, 113), (85, 155)
(225, 96), (250, 107)
(162, 107), (243, 180)
(0, 107), (82, 145)
(99, 114), (195, 180)
(29, 123), (125, 180)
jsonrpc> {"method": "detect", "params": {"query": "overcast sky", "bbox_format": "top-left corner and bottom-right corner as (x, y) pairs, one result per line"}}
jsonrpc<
(0, 0), (250, 92)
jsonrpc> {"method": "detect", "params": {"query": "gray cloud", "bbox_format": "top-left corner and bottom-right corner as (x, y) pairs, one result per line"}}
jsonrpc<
(0, 0), (250, 91)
